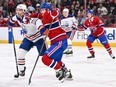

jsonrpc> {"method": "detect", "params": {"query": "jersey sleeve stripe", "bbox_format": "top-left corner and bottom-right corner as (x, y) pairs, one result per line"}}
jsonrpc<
(82, 24), (87, 29)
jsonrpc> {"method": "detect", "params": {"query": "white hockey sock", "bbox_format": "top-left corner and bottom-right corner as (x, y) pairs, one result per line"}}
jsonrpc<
(17, 49), (28, 71)
(67, 39), (73, 52)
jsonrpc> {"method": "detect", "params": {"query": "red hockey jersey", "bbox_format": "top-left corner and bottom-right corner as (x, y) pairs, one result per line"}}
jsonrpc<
(83, 16), (105, 37)
(38, 9), (68, 44)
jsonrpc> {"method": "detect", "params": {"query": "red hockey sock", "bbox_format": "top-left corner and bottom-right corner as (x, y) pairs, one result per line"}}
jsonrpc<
(103, 44), (112, 54)
(86, 40), (94, 54)
(42, 54), (61, 70)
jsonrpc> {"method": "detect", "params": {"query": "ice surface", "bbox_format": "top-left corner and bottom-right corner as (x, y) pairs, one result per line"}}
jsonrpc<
(0, 44), (116, 87)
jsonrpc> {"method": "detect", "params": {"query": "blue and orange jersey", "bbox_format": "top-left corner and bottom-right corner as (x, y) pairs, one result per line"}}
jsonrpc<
(8, 14), (45, 42)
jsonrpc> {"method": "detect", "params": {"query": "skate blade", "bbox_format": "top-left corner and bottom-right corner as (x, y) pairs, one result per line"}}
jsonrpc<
(14, 76), (25, 80)
(60, 76), (73, 83)
(60, 78), (73, 83)
(65, 78), (73, 81)
(63, 54), (73, 57)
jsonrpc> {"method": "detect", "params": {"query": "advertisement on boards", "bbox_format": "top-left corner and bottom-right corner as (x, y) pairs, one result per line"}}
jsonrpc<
(73, 28), (116, 43)
(0, 27), (116, 46)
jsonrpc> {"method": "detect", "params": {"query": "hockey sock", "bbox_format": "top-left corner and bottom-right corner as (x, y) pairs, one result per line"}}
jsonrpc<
(18, 58), (25, 71)
(67, 39), (73, 52)
(17, 49), (27, 71)
(68, 44), (73, 52)
(86, 40), (94, 54)
(103, 44), (112, 54)
(42, 54), (62, 70)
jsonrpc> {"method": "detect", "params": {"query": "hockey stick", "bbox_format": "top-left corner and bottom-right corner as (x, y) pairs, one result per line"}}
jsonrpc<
(10, 27), (19, 78)
(28, 17), (55, 85)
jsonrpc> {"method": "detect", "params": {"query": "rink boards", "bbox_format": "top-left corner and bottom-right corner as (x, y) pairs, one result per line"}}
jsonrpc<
(0, 27), (116, 47)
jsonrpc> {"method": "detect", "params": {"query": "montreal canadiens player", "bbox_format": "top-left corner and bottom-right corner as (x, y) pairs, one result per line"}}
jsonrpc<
(8, 4), (47, 78)
(38, 3), (72, 82)
(82, 10), (115, 59)
(60, 8), (78, 55)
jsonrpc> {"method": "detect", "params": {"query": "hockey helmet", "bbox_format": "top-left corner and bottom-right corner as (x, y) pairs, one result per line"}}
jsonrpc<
(16, 4), (27, 13)
(40, 3), (52, 11)
(87, 10), (94, 15)
(63, 8), (69, 13)
(28, 6), (35, 13)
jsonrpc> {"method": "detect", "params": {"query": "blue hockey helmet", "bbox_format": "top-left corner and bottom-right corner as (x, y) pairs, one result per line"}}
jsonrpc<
(87, 10), (94, 15)
(40, 3), (52, 11)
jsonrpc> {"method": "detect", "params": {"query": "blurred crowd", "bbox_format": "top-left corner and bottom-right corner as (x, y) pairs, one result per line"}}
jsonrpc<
(0, 0), (116, 27)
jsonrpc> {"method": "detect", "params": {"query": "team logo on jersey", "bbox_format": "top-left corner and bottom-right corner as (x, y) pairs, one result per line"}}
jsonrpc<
(65, 21), (69, 28)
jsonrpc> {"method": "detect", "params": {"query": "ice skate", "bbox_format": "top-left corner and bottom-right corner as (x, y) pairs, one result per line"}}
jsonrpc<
(63, 50), (73, 54)
(110, 54), (115, 59)
(14, 67), (26, 79)
(87, 53), (95, 58)
(63, 50), (73, 57)
(19, 67), (26, 76)
(56, 64), (73, 82)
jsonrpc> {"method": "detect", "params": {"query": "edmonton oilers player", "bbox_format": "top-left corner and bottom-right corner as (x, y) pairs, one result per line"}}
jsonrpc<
(38, 3), (72, 82)
(61, 8), (78, 55)
(8, 4), (47, 78)
(82, 10), (115, 59)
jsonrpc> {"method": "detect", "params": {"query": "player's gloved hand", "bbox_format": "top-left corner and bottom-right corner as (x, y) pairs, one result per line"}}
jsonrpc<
(72, 25), (77, 30)
(90, 28), (95, 32)
(89, 26), (97, 33)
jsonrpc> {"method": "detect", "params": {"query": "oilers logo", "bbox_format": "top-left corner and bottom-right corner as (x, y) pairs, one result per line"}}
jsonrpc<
(20, 28), (27, 35)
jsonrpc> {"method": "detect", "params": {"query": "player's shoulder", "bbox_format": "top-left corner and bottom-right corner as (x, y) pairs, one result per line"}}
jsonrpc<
(68, 14), (73, 18)
(51, 8), (59, 17)
(94, 16), (100, 20)
(37, 13), (43, 19)
(84, 18), (89, 23)
(11, 15), (18, 21)
(60, 15), (65, 20)
(31, 18), (42, 22)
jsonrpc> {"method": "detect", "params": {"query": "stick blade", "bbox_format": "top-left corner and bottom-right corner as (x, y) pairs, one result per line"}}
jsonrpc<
(28, 79), (31, 85)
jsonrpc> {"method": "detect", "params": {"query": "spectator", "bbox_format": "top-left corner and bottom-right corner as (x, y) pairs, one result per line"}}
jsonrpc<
(70, 5), (75, 14)
(0, 16), (7, 26)
(112, 7), (116, 15)
(87, 0), (97, 9)
(2, 2), (8, 18)
(102, 0), (111, 14)
(0, 4), (3, 17)
(77, 7), (86, 26)
(93, 6), (98, 15)
(87, 5), (91, 10)
(96, 0), (105, 3)
(97, 3), (108, 17)
(74, 1), (80, 13)
(25, 0), (32, 7)
(36, 3), (40, 13)
(110, 7), (116, 27)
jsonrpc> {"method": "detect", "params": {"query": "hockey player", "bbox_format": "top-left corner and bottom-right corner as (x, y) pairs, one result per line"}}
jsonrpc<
(8, 4), (47, 78)
(60, 8), (78, 55)
(82, 10), (115, 59)
(38, 3), (72, 82)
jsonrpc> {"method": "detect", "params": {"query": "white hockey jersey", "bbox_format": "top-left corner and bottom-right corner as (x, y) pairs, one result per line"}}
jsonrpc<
(60, 14), (78, 32)
(8, 15), (45, 43)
